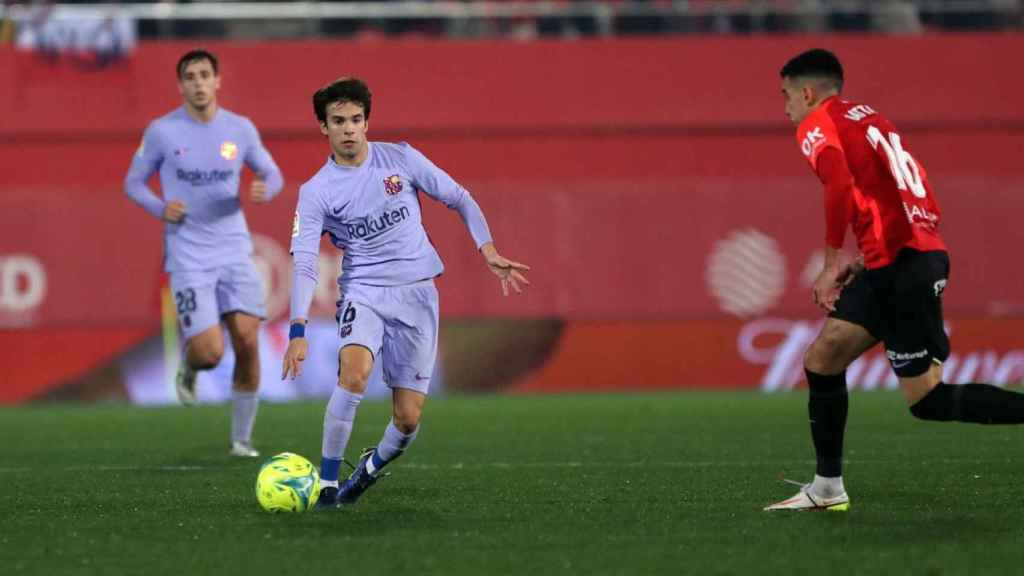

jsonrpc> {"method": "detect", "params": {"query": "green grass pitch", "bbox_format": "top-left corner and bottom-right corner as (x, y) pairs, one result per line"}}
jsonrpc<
(3, 392), (1024, 575)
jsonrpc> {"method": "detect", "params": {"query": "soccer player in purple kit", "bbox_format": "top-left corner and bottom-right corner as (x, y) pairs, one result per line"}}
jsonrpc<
(124, 49), (284, 457)
(281, 77), (530, 507)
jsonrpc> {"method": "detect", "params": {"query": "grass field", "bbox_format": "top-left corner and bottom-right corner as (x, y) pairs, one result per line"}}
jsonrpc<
(3, 391), (1024, 575)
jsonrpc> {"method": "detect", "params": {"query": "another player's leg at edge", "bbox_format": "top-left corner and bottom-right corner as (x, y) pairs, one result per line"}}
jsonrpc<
(174, 326), (222, 407)
(175, 312), (263, 458)
(765, 315), (1024, 512)
(316, 345), (422, 508)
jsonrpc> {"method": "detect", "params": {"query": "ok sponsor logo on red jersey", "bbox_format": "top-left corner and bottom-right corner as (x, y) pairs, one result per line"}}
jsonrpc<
(801, 126), (826, 157)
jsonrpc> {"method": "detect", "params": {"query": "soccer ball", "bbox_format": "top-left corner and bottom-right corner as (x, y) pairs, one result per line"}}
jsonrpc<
(255, 452), (321, 513)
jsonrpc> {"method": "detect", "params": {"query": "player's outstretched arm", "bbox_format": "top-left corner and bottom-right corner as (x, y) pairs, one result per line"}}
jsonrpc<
(481, 242), (530, 296)
(402, 143), (529, 295)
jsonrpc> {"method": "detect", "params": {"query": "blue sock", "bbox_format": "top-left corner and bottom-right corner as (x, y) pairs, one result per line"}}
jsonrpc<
(321, 457), (342, 484)
(366, 420), (418, 475)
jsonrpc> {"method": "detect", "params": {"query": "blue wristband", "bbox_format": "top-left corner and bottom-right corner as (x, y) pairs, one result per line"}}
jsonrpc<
(288, 323), (306, 340)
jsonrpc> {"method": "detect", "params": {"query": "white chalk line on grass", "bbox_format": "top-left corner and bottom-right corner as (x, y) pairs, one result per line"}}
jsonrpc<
(0, 458), (1006, 473)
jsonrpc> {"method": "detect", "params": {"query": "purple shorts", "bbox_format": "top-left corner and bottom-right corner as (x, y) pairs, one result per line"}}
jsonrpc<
(169, 262), (266, 339)
(337, 280), (439, 394)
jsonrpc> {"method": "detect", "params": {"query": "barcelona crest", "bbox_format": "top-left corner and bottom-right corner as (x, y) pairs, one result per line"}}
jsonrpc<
(383, 174), (403, 196)
(220, 141), (238, 160)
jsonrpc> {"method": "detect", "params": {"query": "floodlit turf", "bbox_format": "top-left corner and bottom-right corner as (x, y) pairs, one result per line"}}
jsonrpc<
(3, 392), (1024, 575)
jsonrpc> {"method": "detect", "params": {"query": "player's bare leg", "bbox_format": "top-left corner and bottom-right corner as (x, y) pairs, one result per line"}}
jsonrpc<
(766, 318), (875, 511)
(317, 345), (373, 507)
(224, 312), (261, 457)
(804, 318), (877, 375)
(901, 363), (942, 405)
(176, 325), (225, 406)
(392, 388), (425, 434)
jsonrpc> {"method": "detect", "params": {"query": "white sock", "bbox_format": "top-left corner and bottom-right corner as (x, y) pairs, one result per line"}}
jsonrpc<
(811, 474), (845, 497)
(231, 390), (259, 444)
(321, 387), (363, 476)
(367, 420), (419, 475)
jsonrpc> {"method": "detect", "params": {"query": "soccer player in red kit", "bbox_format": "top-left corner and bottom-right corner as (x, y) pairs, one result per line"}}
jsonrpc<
(765, 49), (1024, 511)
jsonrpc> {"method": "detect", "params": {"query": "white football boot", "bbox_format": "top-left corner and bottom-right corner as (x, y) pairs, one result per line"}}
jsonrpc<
(175, 362), (198, 406)
(229, 441), (260, 458)
(764, 478), (850, 512)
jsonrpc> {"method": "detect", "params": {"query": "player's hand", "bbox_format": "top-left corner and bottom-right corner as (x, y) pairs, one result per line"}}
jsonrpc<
(162, 200), (186, 223)
(481, 243), (530, 296)
(812, 267), (842, 313)
(835, 255), (865, 288)
(250, 178), (269, 203)
(281, 337), (308, 380)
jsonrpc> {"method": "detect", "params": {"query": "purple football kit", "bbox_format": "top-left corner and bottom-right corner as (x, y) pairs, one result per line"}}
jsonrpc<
(125, 106), (283, 337)
(289, 142), (492, 393)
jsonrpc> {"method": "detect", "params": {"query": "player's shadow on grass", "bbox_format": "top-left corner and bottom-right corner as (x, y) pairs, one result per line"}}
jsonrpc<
(817, 507), (1002, 545)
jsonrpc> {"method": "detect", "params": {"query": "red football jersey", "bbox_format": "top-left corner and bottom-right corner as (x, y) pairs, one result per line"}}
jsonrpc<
(796, 96), (945, 269)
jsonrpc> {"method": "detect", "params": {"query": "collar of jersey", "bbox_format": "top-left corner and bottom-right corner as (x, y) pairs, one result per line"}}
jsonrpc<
(328, 142), (374, 173)
(178, 105), (222, 126)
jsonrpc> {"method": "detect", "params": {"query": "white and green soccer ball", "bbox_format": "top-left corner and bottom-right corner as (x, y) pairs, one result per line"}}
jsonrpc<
(255, 452), (320, 513)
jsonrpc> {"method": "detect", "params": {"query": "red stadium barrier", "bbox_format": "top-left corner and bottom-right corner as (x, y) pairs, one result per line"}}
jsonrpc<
(2, 35), (1023, 400)
(511, 318), (1024, 394)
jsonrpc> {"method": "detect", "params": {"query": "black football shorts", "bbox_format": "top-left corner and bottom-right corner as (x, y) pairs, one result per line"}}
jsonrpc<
(830, 249), (950, 378)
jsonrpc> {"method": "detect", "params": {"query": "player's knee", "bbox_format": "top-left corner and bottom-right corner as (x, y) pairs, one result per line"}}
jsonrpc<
(190, 342), (224, 369)
(339, 366), (371, 394)
(804, 332), (846, 374)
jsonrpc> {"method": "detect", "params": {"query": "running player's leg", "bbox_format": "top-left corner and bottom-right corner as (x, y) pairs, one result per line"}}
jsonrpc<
(319, 293), (383, 506)
(766, 274), (878, 511)
(373, 281), (437, 473)
(889, 251), (1024, 423)
(804, 317), (876, 478)
(170, 270), (224, 405)
(223, 311), (261, 456)
(338, 281), (439, 505)
(186, 328), (225, 368)
(367, 388), (426, 472)
(218, 263), (268, 456)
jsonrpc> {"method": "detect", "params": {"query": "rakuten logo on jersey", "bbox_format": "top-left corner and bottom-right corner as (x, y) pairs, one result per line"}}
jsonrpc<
(176, 168), (234, 186)
(801, 127), (825, 157)
(739, 318), (1024, 392)
(346, 205), (411, 241)
(0, 254), (47, 326)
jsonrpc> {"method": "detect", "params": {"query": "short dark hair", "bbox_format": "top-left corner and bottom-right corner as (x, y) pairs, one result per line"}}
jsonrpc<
(176, 49), (219, 79)
(312, 77), (373, 124)
(780, 49), (843, 92)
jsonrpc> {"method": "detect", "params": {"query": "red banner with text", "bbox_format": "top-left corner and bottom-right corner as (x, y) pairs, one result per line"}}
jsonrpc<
(1, 35), (1022, 400)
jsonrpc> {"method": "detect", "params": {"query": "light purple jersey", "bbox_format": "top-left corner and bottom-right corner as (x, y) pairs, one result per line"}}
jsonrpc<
(289, 142), (492, 321)
(124, 106), (284, 272)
